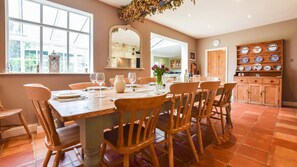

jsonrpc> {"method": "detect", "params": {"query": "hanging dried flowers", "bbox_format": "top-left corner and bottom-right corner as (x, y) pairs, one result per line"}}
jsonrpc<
(119, 0), (196, 22)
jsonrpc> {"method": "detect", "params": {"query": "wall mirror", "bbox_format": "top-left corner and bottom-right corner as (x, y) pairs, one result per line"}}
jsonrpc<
(106, 25), (142, 69)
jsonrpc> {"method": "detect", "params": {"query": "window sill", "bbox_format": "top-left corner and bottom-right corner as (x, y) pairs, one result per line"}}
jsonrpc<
(0, 72), (90, 76)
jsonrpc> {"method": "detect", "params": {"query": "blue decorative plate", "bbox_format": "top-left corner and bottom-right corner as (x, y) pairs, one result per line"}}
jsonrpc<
(254, 55), (263, 63)
(241, 56), (249, 63)
(273, 65), (282, 70)
(269, 54), (279, 62)
(263, 65), (271, 71)
(245, 66), (252, 71)
(253, 64), (262, 71)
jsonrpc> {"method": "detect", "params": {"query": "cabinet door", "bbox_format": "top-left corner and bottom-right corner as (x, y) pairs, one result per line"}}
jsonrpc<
(262, 85), (279, 106)
(235, 84), (249, 102)
(249, 84), (262, 104)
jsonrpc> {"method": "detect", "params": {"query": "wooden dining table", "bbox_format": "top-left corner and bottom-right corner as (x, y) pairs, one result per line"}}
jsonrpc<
(49, 84), (224, 167)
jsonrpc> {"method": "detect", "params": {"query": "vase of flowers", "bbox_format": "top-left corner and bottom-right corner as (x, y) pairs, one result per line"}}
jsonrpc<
(151, 64), (169, 87)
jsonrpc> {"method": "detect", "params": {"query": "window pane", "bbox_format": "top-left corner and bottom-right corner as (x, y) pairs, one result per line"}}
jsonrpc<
(43, 5), (67, 28)
(8, 21), (40, 72)
(23, 0), (41, 23)
(69, 32), (89, 72)
(9, 0), (41, 23)
(8, 0), (21, 19)
(69, 13), (89, 33)
(43, 27), (67, 72)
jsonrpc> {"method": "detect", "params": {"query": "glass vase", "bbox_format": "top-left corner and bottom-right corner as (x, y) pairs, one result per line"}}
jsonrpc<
(155, 74), (163, 93)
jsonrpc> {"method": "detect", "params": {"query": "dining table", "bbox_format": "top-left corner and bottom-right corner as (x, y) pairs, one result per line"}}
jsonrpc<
(49, 84), (225, 167)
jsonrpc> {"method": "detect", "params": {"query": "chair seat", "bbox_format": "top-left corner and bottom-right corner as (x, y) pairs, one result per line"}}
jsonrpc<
(0, 109), (22, 119)
(157, 113), (190, 134)
(46, 124), (80, 150)
(104, 124), (154, 154)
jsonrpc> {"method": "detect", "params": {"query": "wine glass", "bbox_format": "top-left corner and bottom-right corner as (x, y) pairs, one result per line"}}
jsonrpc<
(89, 73), (96, 92)
(128, 72), (137, 90)
(96, 72), (105, 98)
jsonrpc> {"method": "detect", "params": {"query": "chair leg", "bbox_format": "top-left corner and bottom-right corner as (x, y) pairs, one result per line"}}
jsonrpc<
(123, 154), (129, 167)
(186, 129), (199, 163)
(219, 107), (225, 134)
(42, 150), (52, 167)
(148, 144), (159, 167)
(196, 118), (204, 154)
(226, 107), (233, 128)
(53, 151), (61, 167)
(168, 134), (174, 167)
(18, 113), (32, 139)
(100, 143), (107, 165)
(207, 117), (221, 144)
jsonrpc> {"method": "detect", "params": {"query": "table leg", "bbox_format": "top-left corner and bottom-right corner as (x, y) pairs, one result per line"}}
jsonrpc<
(76, 116), (105, 167)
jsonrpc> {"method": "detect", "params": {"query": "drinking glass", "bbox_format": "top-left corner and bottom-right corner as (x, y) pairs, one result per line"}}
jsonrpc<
(96, 72), (105, 98)
(89, 73), (96, 92)
(128, 72), (137, 90)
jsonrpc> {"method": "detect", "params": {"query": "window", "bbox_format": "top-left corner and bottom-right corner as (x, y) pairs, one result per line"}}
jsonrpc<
(6, 0), (93, 73)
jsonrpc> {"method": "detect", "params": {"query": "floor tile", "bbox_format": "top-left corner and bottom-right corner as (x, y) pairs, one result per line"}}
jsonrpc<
(229, 154), (266, 167)
(236, 144), (268, 163)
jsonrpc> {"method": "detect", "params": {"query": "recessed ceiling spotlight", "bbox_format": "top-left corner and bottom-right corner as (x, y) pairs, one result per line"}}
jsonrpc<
(207, 25), (211, 28)
(247, 14), (252, 18)
(187, 14), (192, 17)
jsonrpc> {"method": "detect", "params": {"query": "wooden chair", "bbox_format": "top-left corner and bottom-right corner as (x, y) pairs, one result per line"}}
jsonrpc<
(138, 77), (156, 84)
(156, 82), (200, 166)
(109, 77), (131, 86)
(100, 94), (167, 167)
(0, 100), (32, 153)
(211, 83), (237, 134)
(69, 82), (106, 90)
(191, 81), (221, 154)
(24, 84), (81, 167)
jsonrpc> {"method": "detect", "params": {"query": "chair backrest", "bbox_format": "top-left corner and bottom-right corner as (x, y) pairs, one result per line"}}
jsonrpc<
(138, 77), (156, 84)
(0, 100), (3, 111)
(69, 82), (99, 90)
(196, 81), (220, 118)
(23, 84), (60, 146)
(217, 83), (237, 106)
(168, 82), (198, 130)
(109, 77), (131, 86)
(114, 94), (166, 147)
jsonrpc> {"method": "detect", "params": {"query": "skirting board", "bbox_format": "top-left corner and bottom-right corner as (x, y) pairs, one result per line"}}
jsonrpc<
(283, 101), (297, 107)
(1, 123), (38, 139)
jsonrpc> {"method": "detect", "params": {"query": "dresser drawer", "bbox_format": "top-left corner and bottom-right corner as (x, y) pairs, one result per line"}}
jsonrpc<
(248, 78), (263, 84)
(234, 77), (247, 84)
(263, 78), (280, 84)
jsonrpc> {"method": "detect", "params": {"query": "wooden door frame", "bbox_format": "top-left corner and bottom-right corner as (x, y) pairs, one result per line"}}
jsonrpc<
(204, 47), (228, 83)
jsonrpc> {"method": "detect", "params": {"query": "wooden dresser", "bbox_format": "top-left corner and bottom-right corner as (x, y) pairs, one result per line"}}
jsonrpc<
(234, 40), (283, 107)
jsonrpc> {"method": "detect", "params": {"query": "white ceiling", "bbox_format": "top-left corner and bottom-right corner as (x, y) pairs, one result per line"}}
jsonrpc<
(99, 0), (297, 38)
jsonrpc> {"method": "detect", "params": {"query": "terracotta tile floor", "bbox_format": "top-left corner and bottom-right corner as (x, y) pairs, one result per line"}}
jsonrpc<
(1, 102), (297, 167)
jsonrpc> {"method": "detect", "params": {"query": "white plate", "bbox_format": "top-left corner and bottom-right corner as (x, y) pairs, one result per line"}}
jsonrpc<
(87, 86), (108, 90)
(56, 92), (82, 99)
(253, 46), (262, 53)
(238, 66), (244, 71)
(267, 43), (278, 52)
(240, 47), (249, 54)
(126, 84), (140, 88)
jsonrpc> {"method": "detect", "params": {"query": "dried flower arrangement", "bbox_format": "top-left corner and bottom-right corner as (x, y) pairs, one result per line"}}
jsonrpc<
(119, 0), (196, 22)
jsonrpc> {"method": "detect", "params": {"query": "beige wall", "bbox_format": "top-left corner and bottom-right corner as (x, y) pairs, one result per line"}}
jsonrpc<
(0, 0), (196, 124)
(196, 18), (297, 102)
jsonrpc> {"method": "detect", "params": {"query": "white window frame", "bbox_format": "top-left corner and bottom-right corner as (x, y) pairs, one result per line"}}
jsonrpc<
(5, 0), (94, 73)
